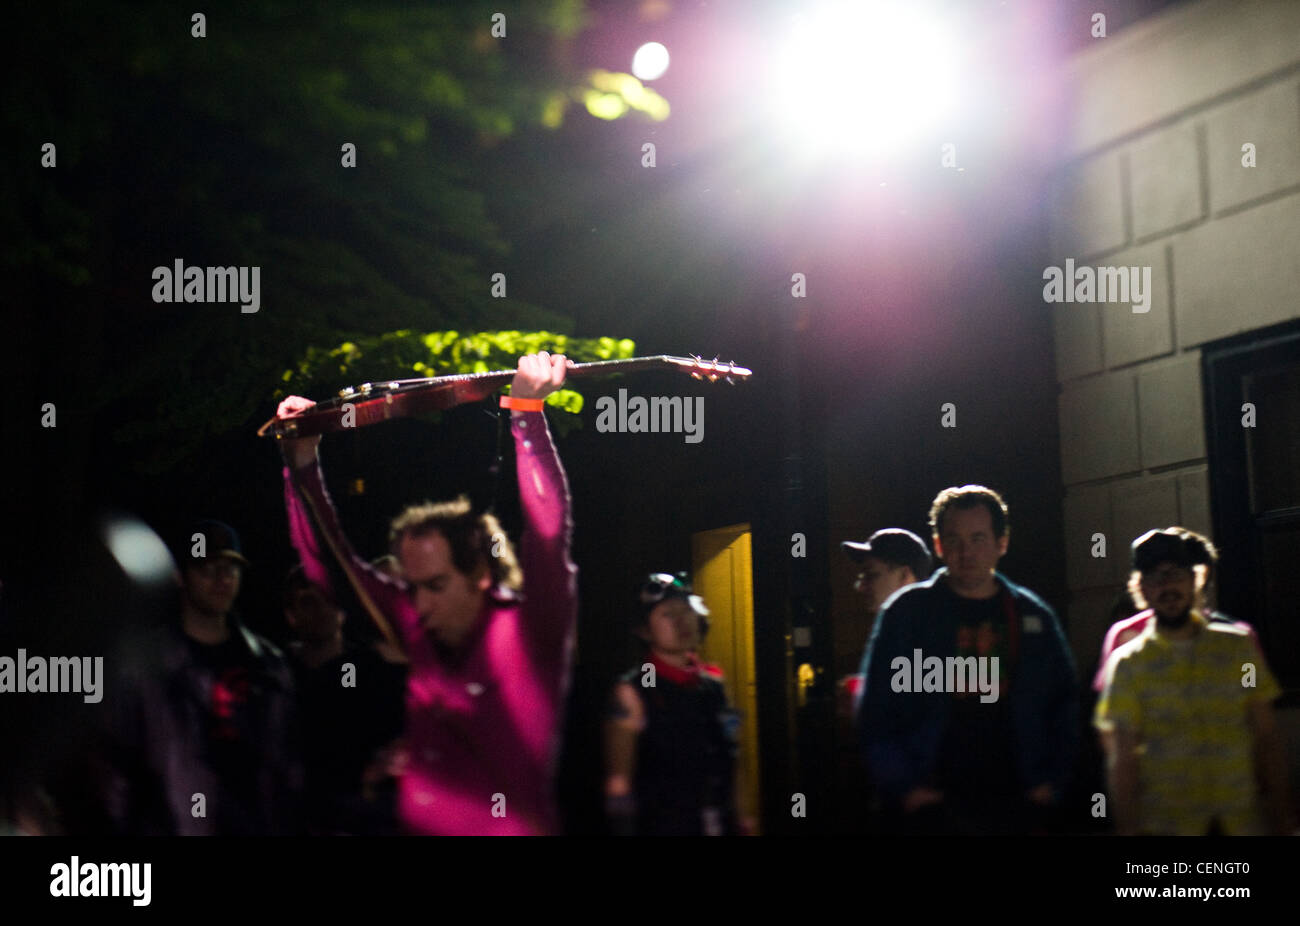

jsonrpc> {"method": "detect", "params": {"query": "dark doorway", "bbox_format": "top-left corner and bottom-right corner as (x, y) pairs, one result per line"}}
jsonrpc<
(1204, 320), (1300, 698)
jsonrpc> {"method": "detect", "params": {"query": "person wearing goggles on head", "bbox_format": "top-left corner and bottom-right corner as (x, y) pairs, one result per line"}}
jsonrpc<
(604, 573), (742, 836)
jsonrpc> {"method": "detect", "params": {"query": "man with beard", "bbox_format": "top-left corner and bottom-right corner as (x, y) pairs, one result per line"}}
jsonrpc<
(1094, 528), (1294, 835)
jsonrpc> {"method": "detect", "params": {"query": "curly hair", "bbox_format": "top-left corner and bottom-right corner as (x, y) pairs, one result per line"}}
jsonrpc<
(1127, 527), (1217, 611)
(389, 496), (522, 591)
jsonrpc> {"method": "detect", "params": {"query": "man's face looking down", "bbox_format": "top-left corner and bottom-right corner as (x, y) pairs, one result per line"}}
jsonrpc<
(399, 530), (490, 650)
(934, 504), (1007, 597)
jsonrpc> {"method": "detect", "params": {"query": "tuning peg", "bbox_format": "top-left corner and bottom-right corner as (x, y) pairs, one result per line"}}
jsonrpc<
(708, 373), (719, 382)
(691, 372), (703, 380)
(725, 375), (734, 385)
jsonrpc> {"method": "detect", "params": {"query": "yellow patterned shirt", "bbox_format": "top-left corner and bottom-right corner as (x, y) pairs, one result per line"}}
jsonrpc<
(1093, 612), (1279, 835)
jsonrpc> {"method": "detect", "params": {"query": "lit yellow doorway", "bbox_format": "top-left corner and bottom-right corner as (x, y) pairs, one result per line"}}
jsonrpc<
(692, 524), (760, 834)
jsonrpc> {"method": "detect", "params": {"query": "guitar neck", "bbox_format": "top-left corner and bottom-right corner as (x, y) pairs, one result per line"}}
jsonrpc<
(259, 354), (750, 439)
(369, 356), (681, 394)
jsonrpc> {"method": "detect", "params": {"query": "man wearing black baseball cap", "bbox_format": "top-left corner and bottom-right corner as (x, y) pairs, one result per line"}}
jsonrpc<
(837, 529), (932, 715)
(1094, 526), (1293, 835)
(838, 530), (932, 832)
(173, 520), (249, 643)
(842, 529), (934, 618)
(100, 518), (300, 835)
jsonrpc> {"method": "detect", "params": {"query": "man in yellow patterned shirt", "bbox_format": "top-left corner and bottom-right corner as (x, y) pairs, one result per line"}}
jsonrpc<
(1094, 528), (1293, 836)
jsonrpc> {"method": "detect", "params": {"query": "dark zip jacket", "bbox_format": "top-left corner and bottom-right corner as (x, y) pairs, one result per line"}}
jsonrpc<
(100, 617), (301, 835)
(855, 569), (1079, 806)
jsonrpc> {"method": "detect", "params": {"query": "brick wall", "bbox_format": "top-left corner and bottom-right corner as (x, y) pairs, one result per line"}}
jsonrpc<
(1050, 0), (1300, 803)
(1048, 0), (1300, 676)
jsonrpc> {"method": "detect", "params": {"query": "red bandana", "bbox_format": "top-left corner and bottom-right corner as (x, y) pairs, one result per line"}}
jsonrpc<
(648, 652), (701, 687)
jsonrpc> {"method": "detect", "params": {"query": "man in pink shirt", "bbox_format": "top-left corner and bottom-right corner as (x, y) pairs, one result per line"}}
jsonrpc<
(276, 352), (577, 835)
(1091, 527), (1258, 694)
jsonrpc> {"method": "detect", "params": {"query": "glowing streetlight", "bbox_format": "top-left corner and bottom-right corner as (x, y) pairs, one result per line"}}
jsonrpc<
(632, 41), (670, 81)
(765, 1), (960, 159)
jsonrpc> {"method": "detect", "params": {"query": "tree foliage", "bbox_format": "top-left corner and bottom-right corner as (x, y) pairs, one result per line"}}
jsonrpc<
(280, 329), (637, 420)
(7, 0), (649, 473)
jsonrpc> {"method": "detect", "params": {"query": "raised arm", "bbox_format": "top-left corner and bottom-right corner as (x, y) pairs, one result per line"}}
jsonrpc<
(508, 353), (578, 652)
(277, 396), (407, 653)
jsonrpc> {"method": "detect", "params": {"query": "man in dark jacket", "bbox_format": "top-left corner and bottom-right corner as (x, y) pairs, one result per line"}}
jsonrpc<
(101, 520), (300, 835)
(604, 573), (742, 836)
(855, 486), (1078, 834)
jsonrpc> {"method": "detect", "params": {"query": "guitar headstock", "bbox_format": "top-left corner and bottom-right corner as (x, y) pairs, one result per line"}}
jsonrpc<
(336, 381), (404, 401)
(665, 355), (753, 383)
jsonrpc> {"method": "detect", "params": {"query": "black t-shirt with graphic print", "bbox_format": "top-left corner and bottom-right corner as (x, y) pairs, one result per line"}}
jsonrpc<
(185, 634), (260, 821)
(935, 593), (1018, 802)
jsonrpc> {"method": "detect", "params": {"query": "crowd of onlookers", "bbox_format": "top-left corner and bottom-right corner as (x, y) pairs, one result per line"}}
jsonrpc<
(840, 486), (1292, 836)
(2, 354), (1291, 837)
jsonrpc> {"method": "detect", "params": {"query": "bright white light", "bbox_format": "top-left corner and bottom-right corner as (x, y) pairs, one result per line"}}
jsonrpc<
(632, 42), (670, 81)
(767, 2), (960, 158)
(103, 516), (175, 585)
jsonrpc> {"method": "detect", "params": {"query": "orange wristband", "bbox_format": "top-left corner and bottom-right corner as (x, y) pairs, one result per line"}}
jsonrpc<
(499, 395), (545, 412)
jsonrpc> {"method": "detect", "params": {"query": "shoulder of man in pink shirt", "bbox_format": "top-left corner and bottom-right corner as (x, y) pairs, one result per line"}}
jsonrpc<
(1093, 611), (1152, 692)
(1091, 608), (1262, 692)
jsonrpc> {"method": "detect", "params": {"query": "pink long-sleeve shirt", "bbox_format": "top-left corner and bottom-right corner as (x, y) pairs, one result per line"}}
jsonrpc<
(283, 409), (578, 835)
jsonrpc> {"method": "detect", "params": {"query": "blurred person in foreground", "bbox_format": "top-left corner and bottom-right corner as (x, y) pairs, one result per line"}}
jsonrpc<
(101, 520), (300, 835)
(277, 352), (577, 835)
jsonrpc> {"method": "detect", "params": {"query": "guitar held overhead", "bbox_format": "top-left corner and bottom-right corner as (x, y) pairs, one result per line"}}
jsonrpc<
(257, 354), (752, 439)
